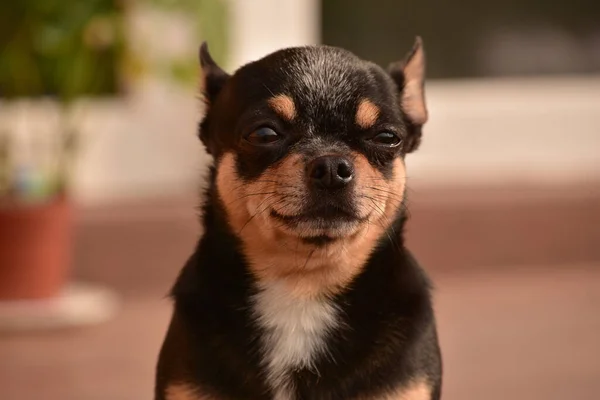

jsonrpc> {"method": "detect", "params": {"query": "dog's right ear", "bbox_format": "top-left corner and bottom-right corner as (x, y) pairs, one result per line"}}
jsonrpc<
(199, 42), (230, 108)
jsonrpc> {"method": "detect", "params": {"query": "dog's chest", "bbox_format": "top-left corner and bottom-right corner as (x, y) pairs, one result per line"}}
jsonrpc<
(252, 283), (340, 399)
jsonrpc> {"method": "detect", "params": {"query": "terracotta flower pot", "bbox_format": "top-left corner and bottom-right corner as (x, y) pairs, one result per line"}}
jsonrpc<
(0, 197), (72, 300)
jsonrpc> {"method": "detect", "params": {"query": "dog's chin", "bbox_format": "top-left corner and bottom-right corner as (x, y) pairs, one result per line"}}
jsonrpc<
(269, 206), (368, 244)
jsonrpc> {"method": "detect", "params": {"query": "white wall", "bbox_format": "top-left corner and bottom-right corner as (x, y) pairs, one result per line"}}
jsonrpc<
(18, 1), (598, 204)
(227, 0), (320, 69)
(70, 82), (205, 204)
(64, 75), (600, 204)
(409, 76), (600, 187)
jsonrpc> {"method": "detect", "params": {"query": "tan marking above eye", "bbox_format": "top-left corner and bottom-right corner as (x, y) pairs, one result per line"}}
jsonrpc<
(268, 94), (296, 121)
(355, 99), (380, 129)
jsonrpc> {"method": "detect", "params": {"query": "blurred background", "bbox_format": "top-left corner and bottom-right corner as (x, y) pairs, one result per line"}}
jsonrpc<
(0, 0), (599, 399)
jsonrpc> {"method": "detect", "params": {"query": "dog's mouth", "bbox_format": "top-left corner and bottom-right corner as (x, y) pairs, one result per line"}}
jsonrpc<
(270, 204), (368, 242)
(270, 205), (360, 223)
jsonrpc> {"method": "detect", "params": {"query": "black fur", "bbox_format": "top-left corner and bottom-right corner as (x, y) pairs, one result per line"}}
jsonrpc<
(156, 41), (441, 400)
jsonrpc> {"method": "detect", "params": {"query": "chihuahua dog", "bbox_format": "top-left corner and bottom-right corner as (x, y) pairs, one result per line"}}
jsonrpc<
(155, 37), (442, 400)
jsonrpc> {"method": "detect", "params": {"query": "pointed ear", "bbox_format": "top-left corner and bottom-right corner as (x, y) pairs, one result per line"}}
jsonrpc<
(388, 37), (427, 125)
(199, 42), (230, 107)
(198, 42), (230, 154)
(388, 37), (427, 152)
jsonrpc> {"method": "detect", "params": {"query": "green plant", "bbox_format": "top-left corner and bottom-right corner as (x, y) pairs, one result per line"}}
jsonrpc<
(0, 0), (228, 204)
(0, 0), (126, 101)
(0, 0), (229, 99)
(143, 0), (229, 85)
(0, 0), (125, 203)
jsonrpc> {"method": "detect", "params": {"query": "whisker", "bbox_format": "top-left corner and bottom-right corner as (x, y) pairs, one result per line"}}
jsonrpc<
(238, 194), (280, 234)
(227, 180), (298, 193)
(301, 248), (317, 270)
(225, 191), (278, 206)
(262, 83), (276, 97)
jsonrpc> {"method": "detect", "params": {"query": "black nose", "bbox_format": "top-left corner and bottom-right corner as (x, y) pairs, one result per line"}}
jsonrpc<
(307, 155), (355, 189)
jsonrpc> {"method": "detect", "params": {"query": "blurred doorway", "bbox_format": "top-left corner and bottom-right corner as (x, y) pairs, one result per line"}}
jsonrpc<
(321, 0), (600, 78)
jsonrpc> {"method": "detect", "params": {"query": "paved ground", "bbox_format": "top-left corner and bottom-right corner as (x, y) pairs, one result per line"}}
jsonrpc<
(1, 197), (599, 400)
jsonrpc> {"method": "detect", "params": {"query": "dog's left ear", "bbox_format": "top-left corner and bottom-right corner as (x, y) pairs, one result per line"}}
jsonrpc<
(199, 42), (230, 108)
(388, 37), (427, 153)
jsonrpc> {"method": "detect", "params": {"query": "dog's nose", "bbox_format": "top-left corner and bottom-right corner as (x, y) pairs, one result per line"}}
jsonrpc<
(307, 155), (355, 189)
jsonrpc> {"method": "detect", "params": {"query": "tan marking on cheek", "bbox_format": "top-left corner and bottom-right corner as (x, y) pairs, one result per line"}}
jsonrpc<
(353, 153), (387, 219)
(384, 158), (407, 218)
(252, 155), (407, 299)
(265, 154), (305, 217)
(217, 152), (287, 242)
(250, 153), (403, 299)
(216, 153), (250, 232)
(165, 383), (216, 400)
(216, 151), (407, 299)
(242, 153), (305, 238)
(334, 154), (406, 285)
(355, 99), (380, 129)
(268, 94), (296, 121)
(353, 154), (407, 227)
(217, 153), (316, 289)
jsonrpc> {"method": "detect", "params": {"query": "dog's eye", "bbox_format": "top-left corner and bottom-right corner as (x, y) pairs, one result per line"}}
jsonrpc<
(246, 127), (280, 145)
(369, 131), (402, 147)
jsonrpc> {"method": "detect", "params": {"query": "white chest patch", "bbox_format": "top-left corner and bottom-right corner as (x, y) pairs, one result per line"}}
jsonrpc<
(252, 282), (340, 399)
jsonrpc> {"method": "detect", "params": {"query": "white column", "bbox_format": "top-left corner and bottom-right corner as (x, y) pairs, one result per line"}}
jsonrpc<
(227, 0), (321, 70)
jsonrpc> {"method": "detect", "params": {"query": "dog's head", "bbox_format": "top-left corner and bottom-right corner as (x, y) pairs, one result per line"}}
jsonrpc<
(200, 39), (427, 294)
